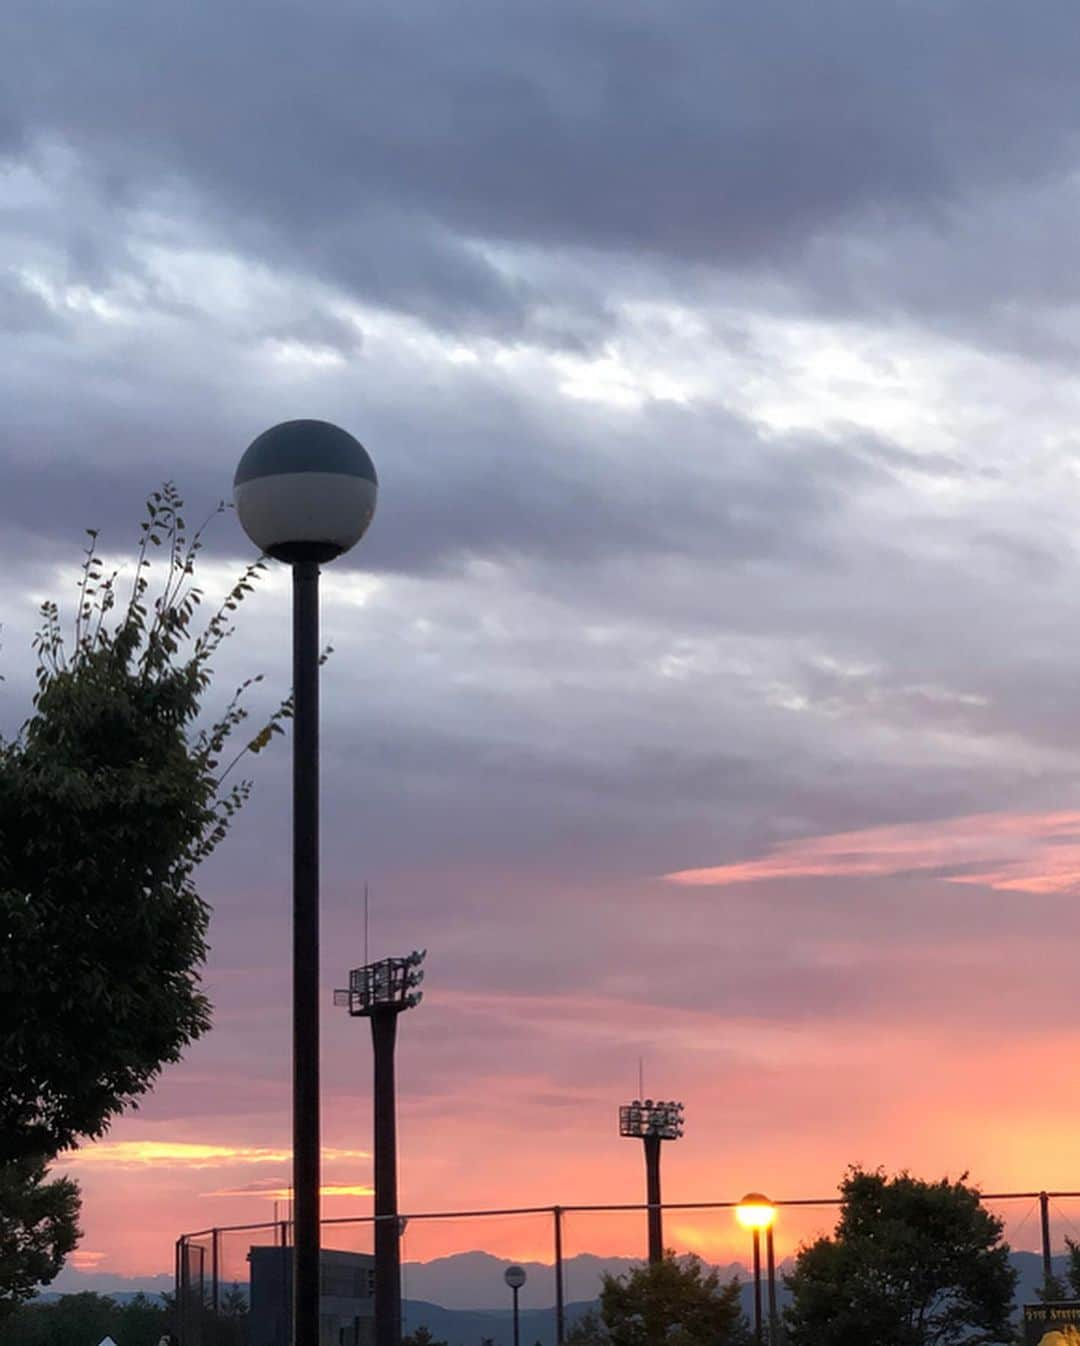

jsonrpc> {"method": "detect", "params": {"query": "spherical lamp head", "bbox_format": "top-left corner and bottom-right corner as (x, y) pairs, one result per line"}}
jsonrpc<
(234, 419), (377, 564)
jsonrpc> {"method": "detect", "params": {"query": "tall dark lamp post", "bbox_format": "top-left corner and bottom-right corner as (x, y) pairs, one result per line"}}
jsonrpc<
(335, 952), (425, 1346)
(235, 420), (378, 1346)
(618, 1099), (684, 1265)
(735, 1194), (777, 1344)
(504, 1264), (527, 1346)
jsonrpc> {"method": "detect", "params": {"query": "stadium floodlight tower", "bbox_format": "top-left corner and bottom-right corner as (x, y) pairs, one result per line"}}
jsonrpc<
(336, 951), (426, 1346)
(234, 420), (377, 1346)
(618, 1098), (684, 1265)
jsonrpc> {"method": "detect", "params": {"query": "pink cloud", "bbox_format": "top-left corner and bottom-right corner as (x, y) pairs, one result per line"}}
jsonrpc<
(69, 1250), (107, 1269)
(665, 809), (1080, 893)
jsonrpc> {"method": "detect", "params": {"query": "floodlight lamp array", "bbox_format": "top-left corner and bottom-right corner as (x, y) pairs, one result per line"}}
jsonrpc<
(618, 1098), (685, 1141)
(334, 950), (427, 1016)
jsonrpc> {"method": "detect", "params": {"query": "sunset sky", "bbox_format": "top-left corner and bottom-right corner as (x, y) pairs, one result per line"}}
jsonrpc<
(8, 0), (1080, 1291)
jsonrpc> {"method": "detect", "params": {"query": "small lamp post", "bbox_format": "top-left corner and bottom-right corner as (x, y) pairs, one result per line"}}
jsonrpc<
(735, 1194), (777, 1344)
(618, 1099), (684, 1265)
(504, 1264), (527, 1346)
(335, 952), (425, 1346)
(235, 420), (377, 1346)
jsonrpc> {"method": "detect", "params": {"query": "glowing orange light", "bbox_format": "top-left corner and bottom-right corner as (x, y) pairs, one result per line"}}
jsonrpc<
(735, 1193), (776, 1230)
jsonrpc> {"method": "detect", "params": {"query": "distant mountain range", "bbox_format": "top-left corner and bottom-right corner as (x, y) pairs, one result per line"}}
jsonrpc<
(41, 1246), (1065, 1344)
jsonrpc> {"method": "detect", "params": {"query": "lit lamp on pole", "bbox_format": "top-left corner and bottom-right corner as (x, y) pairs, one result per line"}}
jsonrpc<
(504, 1264), (527, 1346)
(234, 420), (378, 1346)
(335, 951), (426, 1346)
(618, 1099), (684, 1265)
(735, 1194), (777, 1345)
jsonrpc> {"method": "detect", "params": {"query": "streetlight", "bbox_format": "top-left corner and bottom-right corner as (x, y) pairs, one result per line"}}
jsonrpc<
(335, 952), (426, 1346)
(618, 1099), (684, 1265)
(504, 1264), (527, 1346)
(735, 1194), (777, 1344)
(234, 419), (378, 1346)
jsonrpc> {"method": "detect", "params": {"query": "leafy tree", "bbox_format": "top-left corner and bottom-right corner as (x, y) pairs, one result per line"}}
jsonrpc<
(0, 489), (285, 1305)
(566, 1310), (607, 1346)
(219, 1280), (248, 1317)
(566, 1252), (749, 1346)
(115, 1291), (172, 1345)
(0, 1291), (117, 1345)
(0, 1159), (80, 1321)
(214, 1281), (249, 1346)
(784, 1168), (1017, 1346)
(1057, 1237), (1080, 1298)
(0, 489), (281, 1161)
(403, 1326), (448, 1346)
(0, 1289), (171, 1345)
(1037, 1270), (1070, 1304)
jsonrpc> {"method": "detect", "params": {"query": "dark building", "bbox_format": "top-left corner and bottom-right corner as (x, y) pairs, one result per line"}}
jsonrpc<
(248, 1246), (375, 1346)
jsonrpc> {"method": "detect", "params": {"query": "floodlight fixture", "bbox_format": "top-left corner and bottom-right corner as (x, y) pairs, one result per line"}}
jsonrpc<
(618, 1098), (685, 1141)
(619, 1096), (685, 1265)
(334, 951), (428, 1018)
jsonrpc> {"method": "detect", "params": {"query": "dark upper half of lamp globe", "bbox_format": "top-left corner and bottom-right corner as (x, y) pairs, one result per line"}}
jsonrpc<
(234, 419), (378, 564)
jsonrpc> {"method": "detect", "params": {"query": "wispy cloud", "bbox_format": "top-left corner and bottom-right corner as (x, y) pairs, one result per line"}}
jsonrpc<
(69, 1250), (107, 1269)
(204, 1181), (373, 1200)
(665, 810), (1080, 894)
(66, 1142), (369, 1169)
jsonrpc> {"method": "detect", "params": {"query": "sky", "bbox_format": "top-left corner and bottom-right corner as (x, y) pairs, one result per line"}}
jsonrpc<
(8, 0), (1080, 1288)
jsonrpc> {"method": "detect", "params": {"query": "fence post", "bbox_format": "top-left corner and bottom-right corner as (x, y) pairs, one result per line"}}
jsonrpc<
(1041, 1191), (1054, 1293)
(554, 1206), (565, 1346)
(175, 1238), (184, 1345)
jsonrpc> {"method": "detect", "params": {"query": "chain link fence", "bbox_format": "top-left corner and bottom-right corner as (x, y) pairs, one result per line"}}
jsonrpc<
(176, 1190), (1080, 1346)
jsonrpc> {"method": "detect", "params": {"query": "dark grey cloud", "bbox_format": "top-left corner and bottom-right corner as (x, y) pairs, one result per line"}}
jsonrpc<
(7, 0), (1080, 333)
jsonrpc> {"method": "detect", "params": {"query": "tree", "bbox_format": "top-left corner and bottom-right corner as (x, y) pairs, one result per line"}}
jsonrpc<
(0, 1289), (170, 1346)
(219, 1281), (248, 1317)
(567, 1252), (749, 1346)
(403, 1327), (448, 1346)
(215, 1281), (249, 1346)
(115, 1291), (172, 1345)
(1055, 1237), (1080, 1299)
(0, 489), (285, 1305)
(0, 1158), (80, 1321)
(784, 1168), (1017, 1346)
(0, 1291), (116, 1346)
(0, 489), (279, 1161)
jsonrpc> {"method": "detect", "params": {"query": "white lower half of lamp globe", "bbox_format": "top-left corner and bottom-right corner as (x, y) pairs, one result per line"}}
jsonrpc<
(235, 471), (377, 562)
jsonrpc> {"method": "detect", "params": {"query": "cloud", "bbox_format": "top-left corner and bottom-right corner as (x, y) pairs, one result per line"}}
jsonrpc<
(666, 810), (1080, 894)
(68, 1250), (107, 1270)
(66, 1142), (368, 1169)
(204, 1180), (373, 1200)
